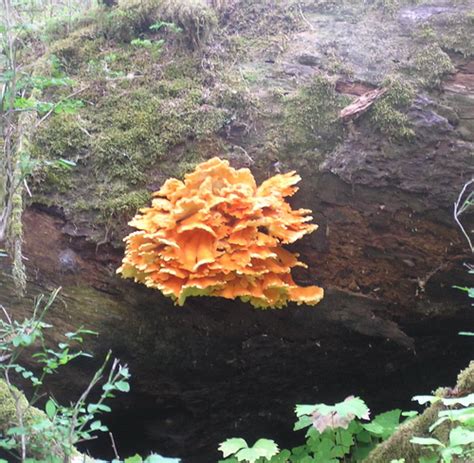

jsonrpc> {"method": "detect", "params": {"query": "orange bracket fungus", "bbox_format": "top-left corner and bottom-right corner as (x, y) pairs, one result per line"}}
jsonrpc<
(117, 157), (324, 309)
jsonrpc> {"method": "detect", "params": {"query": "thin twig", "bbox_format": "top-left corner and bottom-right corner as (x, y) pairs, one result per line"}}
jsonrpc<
(0, 305), (13, 324)
(109, 432), (120, 460)
(454, 178), (474, 253)
(298, 2), (314, 31)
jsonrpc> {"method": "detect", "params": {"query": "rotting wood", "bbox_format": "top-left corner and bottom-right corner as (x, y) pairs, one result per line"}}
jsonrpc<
(339, 87), (387, 121)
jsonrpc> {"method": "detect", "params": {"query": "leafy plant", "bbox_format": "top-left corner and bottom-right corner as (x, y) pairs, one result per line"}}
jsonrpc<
(453, 178), (473, 336)
(113, 455), (181, 463)
(150, 21), (182, 34)
(131, 38), (165, 49)
(1, 0), (85, 294)
(219, 438), (280, 463)
(219, 397), (406, 463)
(0, 289), (131, 462)
(410, 394), (474, 462)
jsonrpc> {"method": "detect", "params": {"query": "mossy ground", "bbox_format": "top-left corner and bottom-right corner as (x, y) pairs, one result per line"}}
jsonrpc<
(29, 1), (246, 244)
(367, 76), (415, 141)
(409, 44), (455, 89)
(282, 76), (347, 154)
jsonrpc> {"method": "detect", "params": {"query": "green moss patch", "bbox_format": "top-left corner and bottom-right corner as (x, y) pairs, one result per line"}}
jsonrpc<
(283, 75), (346, 154)
(368, 76), (415, 141)
(97, 0), (217, 48)
(410, 44), (455, 89)
(414, 10), (474, 58)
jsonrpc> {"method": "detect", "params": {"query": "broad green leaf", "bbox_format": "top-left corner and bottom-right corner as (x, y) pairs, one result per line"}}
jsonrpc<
(313, 436), (334, 458)
(294, 415), (312, 431)
(90, 420), (103, 431)
(125, 455), (143, 463)
(88, 403), (112, 413)
(410, 437), (443, 446)
(115, 380), (130, 392)
(429, 416), (448, 432)
(269, 449), (291, 462)
(442, 393), (474, 407)
(352, 443), (375, 462)
(363, 409), (401, 439)
(438, 406), (474, 423)
(7, 426), (26, 436)
(440, 446), (462, 463)
(219, 438), (248, 458)
(295, 404), (317, 417)
(449, 426), (474, 446)
(235, 447), (261, 463)
(412, 395), (440, 405)
(253, 439), (279, 459)
(339, 428), (354, 448)
(355, 429), (372, 444)
(45, 399), (56, 419)
(330, 443), (346, 458)
(334, 397), (370, 420)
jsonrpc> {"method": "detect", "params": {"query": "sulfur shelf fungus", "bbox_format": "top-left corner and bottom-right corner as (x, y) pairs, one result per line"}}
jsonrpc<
(117, 157), (324, 309)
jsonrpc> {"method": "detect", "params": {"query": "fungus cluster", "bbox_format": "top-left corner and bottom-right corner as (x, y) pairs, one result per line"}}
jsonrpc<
(117, 157), (324, 308)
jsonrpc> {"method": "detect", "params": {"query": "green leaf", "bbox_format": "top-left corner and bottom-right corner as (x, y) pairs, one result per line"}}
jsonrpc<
(295, 404), (317, 417)
(355, 429), (372, 444)
(442, 393), (474, 407)
(115, 380), (130, 392)
(88, 403), (112, 413)
(125, 455), (143, 463)
(7, 426), (26, 436)
(333, 396), (370, 419)
(438, 406), (474, 425)
(90, 420), (103, 431)
(440, 446), (463, 463)
(145, 454), (181, 462)
(252, 439), (279, 459)
(410, 437), (444, 447)
(219, 438), (248, 458)
(412, 395), (440, 405)
(449, 426), (474, 446)
(338, 428), (354, 448)
(429, 416), (449, 432)
(53, 99), (84, 115)
(418, 456), (439, 463)
(294, 415), (313, 431)
(363, 409), (401, 439)
(45, 399), (56, 419)
(55, 158), (77, 169)
(235, 447), (262, 463)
